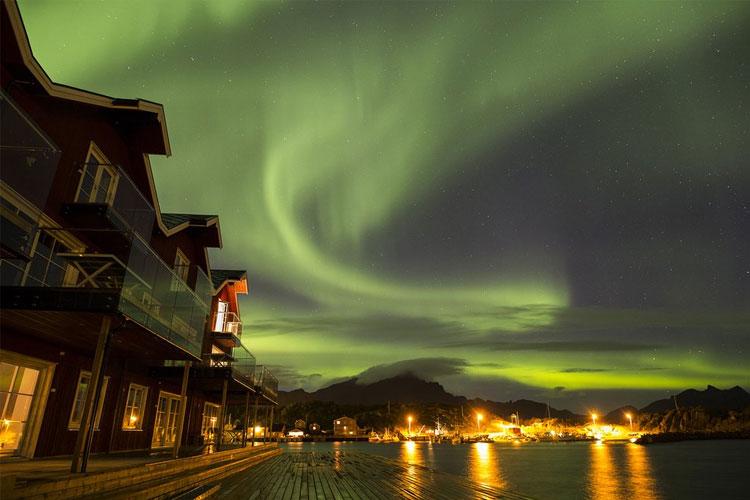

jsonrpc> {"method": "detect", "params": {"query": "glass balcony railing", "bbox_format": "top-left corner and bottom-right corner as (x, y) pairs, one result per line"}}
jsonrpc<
(254, 365), (278, 402)
(45, 229), (212, 359)
(0, 91), (61, 211)
(210, 311), (242, 337)
(64, 162), (155, 240)
(232, 342), (256, 389)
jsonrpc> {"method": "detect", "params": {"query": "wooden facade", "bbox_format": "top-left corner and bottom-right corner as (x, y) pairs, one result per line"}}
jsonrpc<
(0, 0), (275, 466)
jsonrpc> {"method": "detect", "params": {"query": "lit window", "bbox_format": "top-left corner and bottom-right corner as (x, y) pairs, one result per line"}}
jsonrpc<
(69, 371), (109, 430)
(122, 383), (148, 430)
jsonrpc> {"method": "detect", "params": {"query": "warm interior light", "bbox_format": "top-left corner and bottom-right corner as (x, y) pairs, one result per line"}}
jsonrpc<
(254, 426), (261, 433)
(129, 415), (138, 423)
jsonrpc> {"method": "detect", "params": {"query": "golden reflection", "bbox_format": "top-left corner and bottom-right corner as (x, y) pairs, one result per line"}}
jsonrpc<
(398, 441), (425, 499)
(400, 440), (424, 466)
(588, 441), (623, 499)
(469, 442), (504, 489)
(625, 443), (660, 499)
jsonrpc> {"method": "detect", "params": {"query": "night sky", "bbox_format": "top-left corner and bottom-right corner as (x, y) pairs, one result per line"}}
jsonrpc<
(20, 1), (750, 411)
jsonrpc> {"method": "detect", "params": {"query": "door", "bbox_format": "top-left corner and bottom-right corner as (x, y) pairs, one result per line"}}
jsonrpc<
(151, 392), (181, 448)
(76, 154), (117, 204)
(0, 361), (39, 455)
(213, 300), (228, 332)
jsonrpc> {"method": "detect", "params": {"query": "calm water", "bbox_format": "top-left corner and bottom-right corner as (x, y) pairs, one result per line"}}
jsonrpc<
(281, 440), (749, 499)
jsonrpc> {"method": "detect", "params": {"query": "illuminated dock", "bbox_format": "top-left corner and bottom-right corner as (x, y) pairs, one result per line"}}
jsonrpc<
(213, 450), (533, 499)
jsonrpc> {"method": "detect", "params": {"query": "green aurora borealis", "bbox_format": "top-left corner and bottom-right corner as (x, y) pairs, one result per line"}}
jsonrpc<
(19, 0), (750, 410)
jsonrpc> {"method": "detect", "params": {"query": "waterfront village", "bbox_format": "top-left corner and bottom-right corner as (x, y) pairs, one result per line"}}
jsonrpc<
(276, 412), (642, 444)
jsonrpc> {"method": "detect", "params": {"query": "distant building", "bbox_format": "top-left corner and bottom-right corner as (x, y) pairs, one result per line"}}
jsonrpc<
(294, 419), (306, 430)
(333, 416), (358, 437)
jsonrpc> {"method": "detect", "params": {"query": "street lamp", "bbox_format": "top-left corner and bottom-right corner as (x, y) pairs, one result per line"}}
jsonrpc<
(407, 415), (413, 436)
(625, 412), (633, 431)
(476, 412), (483, 432)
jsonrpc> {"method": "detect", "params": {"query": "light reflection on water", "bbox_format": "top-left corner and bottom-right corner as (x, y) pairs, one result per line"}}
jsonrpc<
(588, 441), (621, 499)
(283, 440), (746, 499)
(625, 443), (659, 500)
(469, 442), (505, 489)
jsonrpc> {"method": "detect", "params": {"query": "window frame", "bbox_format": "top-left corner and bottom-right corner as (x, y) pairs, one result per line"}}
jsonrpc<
(173, 248), (190, 283)
(74, 143), (119, 205)
(121, 383), (148, 431)
(68, 370), (109, 431)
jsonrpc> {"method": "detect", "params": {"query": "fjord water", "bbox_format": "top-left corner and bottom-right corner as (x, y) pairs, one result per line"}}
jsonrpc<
(282, 440), (749, 499)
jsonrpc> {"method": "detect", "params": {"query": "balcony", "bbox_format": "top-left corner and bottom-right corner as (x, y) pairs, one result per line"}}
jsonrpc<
(253, 365), (278, 404)
(0, 91), (61, 211)
(210, 311), (242, 348)
(61, 163), (155, 244)
(0, 230), (212, 360)
(231, 343), (256, 390)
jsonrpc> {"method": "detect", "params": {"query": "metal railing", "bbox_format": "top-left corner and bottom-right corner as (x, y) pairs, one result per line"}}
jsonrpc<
(210, 311), (242, 337)
(253, 365), (278, 402)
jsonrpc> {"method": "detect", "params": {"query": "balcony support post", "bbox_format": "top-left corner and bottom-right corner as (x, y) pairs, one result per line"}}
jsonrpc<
(263, 406), (269, 444)
(71, 315), (112, 473)
(172, 361), (191, 458)
(242, 390), (250, 447)
(269, 406), (274, 443)
(217, 377), (228, 450)
(251, 395), (260, 446)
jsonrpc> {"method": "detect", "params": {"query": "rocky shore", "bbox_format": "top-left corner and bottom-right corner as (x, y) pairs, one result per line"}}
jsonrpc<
(636, 430), (750, 444)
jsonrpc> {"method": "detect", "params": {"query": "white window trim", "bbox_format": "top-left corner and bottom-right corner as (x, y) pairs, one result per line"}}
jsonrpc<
(74, 142), (119, 205)
(67, 370), (109, 431)
(122, 383), (148, 431)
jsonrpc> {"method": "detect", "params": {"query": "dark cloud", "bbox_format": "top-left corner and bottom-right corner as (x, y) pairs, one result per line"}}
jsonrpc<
(267, 365), (323, 391)
(356, 358), (468, 384)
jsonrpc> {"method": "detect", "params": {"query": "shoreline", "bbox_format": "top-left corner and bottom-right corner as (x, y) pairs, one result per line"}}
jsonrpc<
(636, 430), (750, 444)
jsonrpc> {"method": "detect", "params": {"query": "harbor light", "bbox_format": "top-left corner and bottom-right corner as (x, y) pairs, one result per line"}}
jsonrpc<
(407, 415), (413, 436)
(625, 412), (633, 431)
(476, 412), (483, 432)
(591, 413), (598, 427)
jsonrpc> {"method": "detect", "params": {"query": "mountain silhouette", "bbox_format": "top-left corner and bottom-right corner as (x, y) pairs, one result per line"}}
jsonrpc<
(640, 385), (750, 413)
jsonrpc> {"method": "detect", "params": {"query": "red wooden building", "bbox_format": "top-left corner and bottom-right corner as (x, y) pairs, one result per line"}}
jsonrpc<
(0, 0), (276, 469)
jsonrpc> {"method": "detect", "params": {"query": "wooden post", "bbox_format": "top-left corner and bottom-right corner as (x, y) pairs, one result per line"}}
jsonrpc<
(172, 361), (191, 458)
(217, 377), (228, 450)
(269, 406), (274, 443)
(263, 406), (269, 444)
(241, 391), (250, 447)
(71, 316), (111, 473)
(251, 394), (259, 446)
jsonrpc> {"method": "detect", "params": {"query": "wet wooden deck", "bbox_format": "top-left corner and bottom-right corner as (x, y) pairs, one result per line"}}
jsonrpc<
(213, 451), (532, 499)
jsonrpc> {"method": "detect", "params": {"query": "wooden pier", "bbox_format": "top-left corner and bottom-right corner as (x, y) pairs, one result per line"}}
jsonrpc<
(212, 450), (533, 499)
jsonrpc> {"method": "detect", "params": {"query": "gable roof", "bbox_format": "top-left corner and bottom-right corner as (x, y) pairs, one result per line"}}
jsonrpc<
(1, 0), (171, 156)
(161, 213), (219, 230)
(211, 269), (248, 291)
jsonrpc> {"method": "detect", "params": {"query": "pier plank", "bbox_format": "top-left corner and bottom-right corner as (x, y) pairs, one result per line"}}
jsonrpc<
(212, 450), (532, 499)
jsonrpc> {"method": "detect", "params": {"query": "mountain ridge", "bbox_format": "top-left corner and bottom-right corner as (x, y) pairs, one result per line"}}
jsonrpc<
(279, 375), (749, 418)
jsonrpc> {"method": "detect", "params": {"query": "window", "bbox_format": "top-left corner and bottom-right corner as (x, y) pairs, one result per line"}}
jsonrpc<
(68, 371), (109, 430)
(151, 392), (181, 448)
(122, 384), (148, 430)
(201, 403), (220, 444)
(75, 147), (117, 205)
(173, 249), (190, 283)
(0, 195), (36, 286)
(0, 362), (39, 454)
(24, 231), (77, 287)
